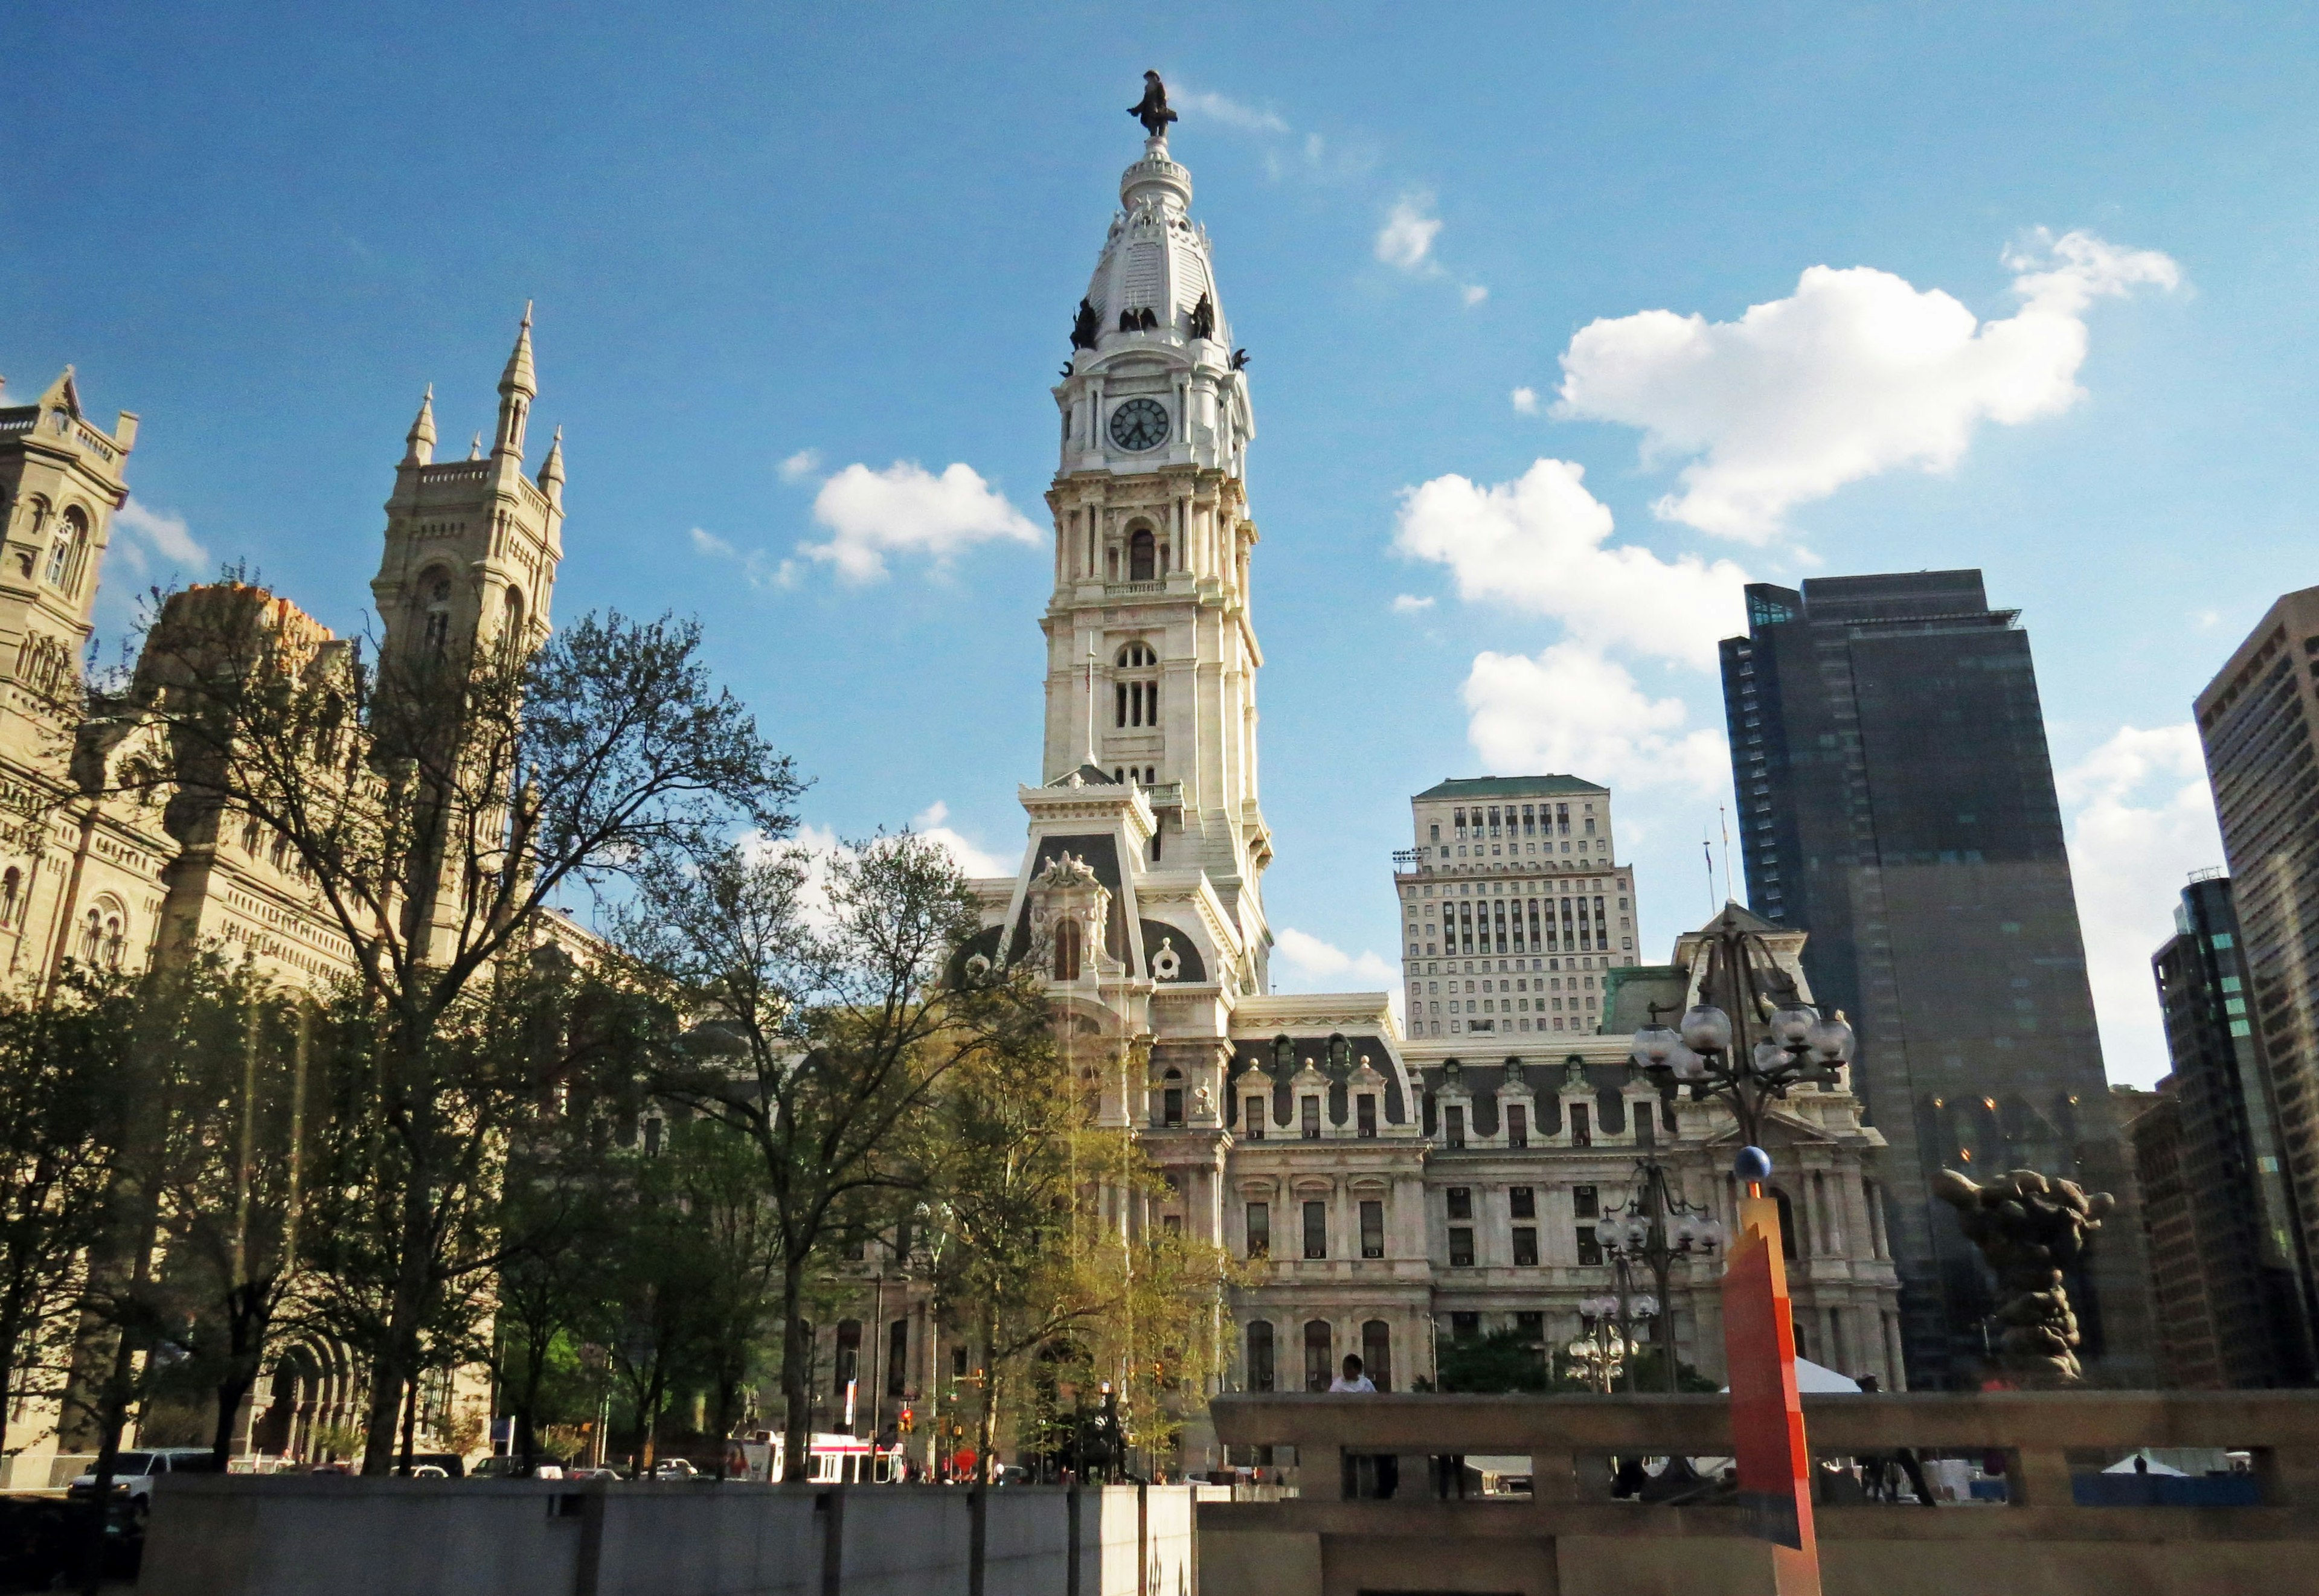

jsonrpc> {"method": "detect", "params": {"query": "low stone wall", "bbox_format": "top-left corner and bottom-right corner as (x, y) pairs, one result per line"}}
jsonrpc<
(136, 1478), (1195, 1596)
(1202, 1390), (2319, 1596)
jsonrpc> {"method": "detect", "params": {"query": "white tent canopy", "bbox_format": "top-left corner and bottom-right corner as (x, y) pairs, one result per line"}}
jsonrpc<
(1718, 1357), (1862, 1395)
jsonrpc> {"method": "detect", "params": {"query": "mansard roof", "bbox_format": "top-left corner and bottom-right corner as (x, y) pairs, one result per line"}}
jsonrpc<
(1413, 775), (1609, 801)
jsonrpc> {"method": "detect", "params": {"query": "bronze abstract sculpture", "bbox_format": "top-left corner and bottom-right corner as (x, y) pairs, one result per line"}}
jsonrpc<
(1933, 1167), (2114, 1383)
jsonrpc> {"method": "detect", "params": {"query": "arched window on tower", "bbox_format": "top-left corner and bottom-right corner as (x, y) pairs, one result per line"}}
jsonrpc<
(419, 571), (454, 656)
(79, 909), (101, 965)
(45, 508), (87, 595)
(0, 868), (20, 927)
(1053, 917), (1082, 981)
(1114, 641), (1160, 731)
(1129, 527), (1156, 582)
(500, 586), (526, 656)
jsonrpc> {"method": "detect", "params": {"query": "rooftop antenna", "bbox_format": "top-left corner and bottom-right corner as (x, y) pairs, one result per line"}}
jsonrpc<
(1719, 804), (1735, 905)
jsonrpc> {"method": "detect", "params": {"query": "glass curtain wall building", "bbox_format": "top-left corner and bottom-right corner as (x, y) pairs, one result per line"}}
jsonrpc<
(2149, 871), (2316, 1386)
(2196, 586), (2319, 1312)
(1719, 570), (2154, 1388)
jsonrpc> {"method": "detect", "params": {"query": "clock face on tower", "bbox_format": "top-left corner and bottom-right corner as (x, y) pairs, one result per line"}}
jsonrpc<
(1109, 397), (1170, 452)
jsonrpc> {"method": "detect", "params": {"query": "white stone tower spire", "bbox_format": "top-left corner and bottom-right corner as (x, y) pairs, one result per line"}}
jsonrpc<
(1024, 88), (1271, 992)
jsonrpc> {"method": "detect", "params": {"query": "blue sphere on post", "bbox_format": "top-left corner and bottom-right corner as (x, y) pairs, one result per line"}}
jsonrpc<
(1733, 1146), (1773, 1182)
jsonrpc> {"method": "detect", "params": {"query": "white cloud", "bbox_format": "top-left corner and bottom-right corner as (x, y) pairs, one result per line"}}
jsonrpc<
(113, 499), (207, 569)
(751, 804), (1013, 929)
(2058, 723), (2222, 1087)
(1461, 284), (1489, 307)
(909, 801), (1012, 880)
(1510, 386), (1539, 415)
(1554, 228), (2182, 542)
(1375, 194), (1443, 272)
(1274, 928), (1402, 1020)
(1463, 642), (1730, 796)
(1393, 459), (1750, 671)
(690, 526), (799, 589)
(803, 461), (1041, 583)
(1180, 89), (1289, 134)
(778, 449), (822, 483)
(1391, 594), (1434, 613)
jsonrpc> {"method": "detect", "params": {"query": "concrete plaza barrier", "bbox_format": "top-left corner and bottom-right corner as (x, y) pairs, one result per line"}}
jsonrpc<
(135, 1477), (1195, 1596)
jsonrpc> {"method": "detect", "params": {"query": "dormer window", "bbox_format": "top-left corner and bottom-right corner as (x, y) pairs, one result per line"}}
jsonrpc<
(1053, 917), (1082, 981)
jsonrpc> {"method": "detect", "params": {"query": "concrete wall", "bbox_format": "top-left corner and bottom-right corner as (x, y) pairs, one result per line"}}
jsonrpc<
(1198, 1499), (2319, 1596)
(136, 1479), (1193, 1596)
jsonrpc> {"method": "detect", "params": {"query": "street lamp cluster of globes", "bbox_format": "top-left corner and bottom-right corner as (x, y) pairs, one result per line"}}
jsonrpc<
(1628, 1001), (1856, 1101)
(1559, 955), (1860, 1392)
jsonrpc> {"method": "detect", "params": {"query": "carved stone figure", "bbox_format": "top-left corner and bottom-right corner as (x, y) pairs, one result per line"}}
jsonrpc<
(1934, 1167), (2115, 1383)
(1186, 293), (1215, 342)
(1070, 297), (1101, 350)
(1129, 71), (1179, 138)
(1229, 347), (1250, 370)
(1034, 851), (1100, 889)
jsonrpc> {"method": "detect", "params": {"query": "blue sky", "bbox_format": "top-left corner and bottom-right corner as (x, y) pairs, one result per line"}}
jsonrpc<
(7, 3), (2315, 1085)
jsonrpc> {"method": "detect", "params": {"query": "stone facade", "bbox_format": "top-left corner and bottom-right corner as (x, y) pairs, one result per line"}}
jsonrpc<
(0, 315), (570, 1481)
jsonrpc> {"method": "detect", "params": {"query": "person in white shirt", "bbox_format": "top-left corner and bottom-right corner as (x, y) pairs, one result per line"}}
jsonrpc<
(1329, 1354), (1376, 1393)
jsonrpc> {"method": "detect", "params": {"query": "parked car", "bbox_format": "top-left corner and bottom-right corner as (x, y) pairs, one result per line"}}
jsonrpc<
(650, 1458), (699, 1480)
(399, 1453), (467, 1478)
(67, 1449), (223, 1504)
(566, 1467), (623, 1481)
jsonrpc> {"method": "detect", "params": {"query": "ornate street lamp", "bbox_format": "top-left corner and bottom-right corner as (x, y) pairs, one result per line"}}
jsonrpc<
(1626, 913), (1855, 1152)
(1600, 1159), (1726, 1392)
(1569, 1295), (1652, 1393)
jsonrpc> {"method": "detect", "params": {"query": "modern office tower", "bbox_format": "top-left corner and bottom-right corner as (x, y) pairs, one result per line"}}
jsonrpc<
(1718, 571), (2154, 1388)
(2118, 1083), (2225, 1388)
(2144, 872), (2315, 1386)
(1392, 777), (1639, 1041)
(2196, 586), (2319, 1303)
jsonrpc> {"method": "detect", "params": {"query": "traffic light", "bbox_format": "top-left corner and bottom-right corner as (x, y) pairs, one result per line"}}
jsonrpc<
(898, 1406), (914, 1434)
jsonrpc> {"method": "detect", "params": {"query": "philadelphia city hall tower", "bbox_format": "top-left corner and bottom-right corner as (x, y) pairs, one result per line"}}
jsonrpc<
(941, 81), (1904, 1452)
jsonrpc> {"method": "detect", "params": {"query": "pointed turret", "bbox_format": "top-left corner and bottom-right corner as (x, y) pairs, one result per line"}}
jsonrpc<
(402, 385), (437, 468)
(492, 302), (536, 460)
(37, 367), (80, 418)
(469, 432), (483, 461)
(536, 426), (564, 506)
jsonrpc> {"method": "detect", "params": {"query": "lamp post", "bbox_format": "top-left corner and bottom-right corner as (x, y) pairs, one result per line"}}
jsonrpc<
(1627, 912), (1855, 1154)
(1568, 1296), (1648, 1393)
(1599, 1159), (1726, 1391)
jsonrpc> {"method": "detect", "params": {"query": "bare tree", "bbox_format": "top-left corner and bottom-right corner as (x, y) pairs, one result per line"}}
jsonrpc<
(119, 586), (797, 1470)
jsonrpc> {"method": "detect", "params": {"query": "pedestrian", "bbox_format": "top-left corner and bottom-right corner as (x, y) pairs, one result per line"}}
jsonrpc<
(1327, 1355), (1395, 1499)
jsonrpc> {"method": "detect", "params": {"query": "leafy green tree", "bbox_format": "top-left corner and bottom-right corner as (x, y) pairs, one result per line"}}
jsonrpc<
(1435, 1328), (1568, 1394)
(624, 830), (1050, 1489)
(0, 973), (130, 1454)
(122, 589), (797, 1472)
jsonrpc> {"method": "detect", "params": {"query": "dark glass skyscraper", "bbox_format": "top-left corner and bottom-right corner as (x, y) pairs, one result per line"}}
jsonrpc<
(1719, 570), (2154, 1388)
(2147, 871), (2315, 1386)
